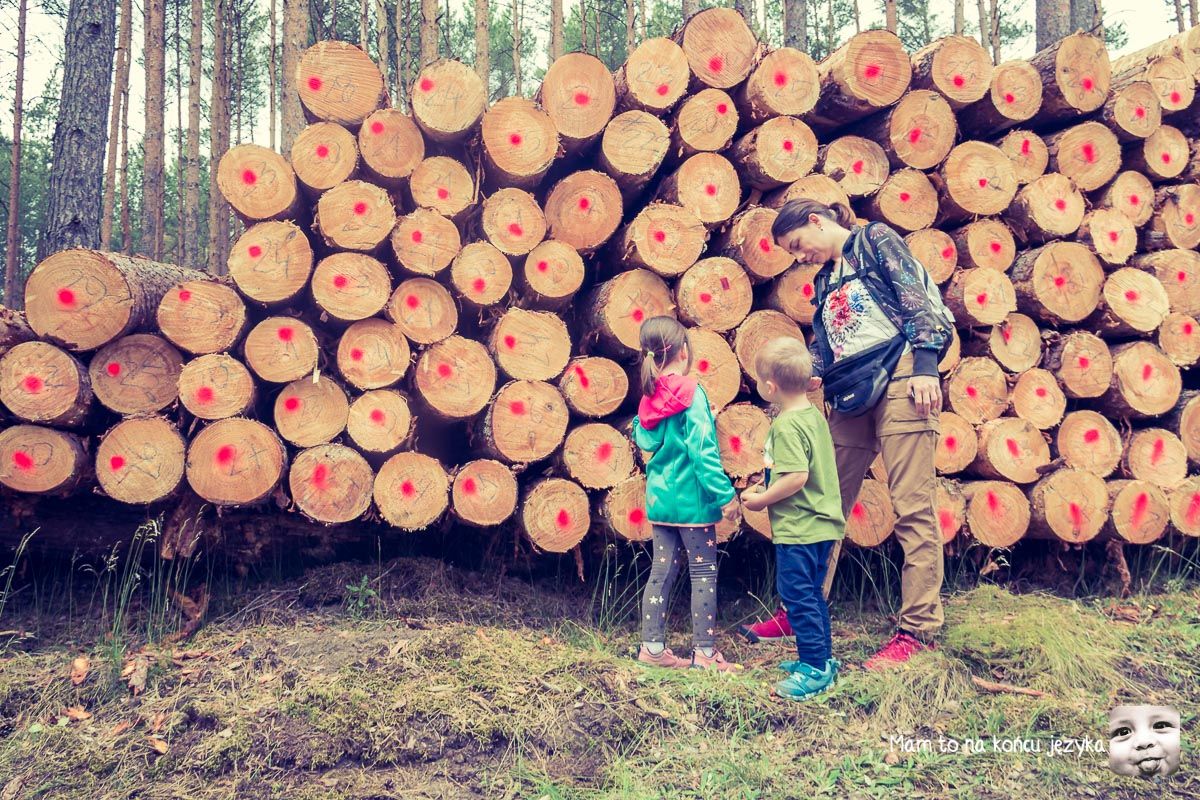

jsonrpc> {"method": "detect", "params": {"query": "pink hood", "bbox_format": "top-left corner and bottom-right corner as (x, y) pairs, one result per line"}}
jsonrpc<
(638, 374), (698, 429)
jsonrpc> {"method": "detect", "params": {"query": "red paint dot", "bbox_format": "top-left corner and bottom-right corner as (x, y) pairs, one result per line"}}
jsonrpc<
(801, 283), (814, 300)
(370, 121), (385, 135)
(57, 288), (75, 306)
(196, 386), (214, 404)
(656, 84), (669, 96)
(1170, 90), (1182, 104)
(1142, 364), (1153, 381)
(216, 445), (235, 465)
(729, 436), (743, 454)
(307, 76), (322, 91)
(975, 293), (988, 306)
(333, 274), (349, 289)
(12, 451), (33, 471)
(652, 230), (666, 243)
(939, 509), (956, 535)
(419, 78), (434, 92)
(1125, 290), (1139, 302)
(773, 71), (789, 87)
(1020, 138), (1031, 155)
(1186, 493), (1200, 526)
(978, 178), (989, 188)
(1078, 356), (1090, 369)
(248, 245), (263, 258)
(952, 74), (965, 88)
(1184, 322), (1195, 335)
(507, 223), (524, 237)
(503, 335), (517, 349)
(350, 348), (364, 361)
(1006, 438), (1020, 457)
(966, 385), (978, 399)
(899, 192), (911, 203)
(758, 238), (771, 253)
(596, 442), (614, 462)
(1132, 492), (1149, 526)
(509, 133), (522, 146)
(242, 170), (257, 185)
(578, 197), (591, 211)
(851, 502), (866, 520)
(986, 491), (1000, 512)
(1084, 428), (1100, 443)
(1151, 437), (1165, 464)
(574, 92), (590, 106)
(1001, 326), (1012, 343)
(1005, 93), (1016, 104)
(945, 436), (958, 451)
(370, 408), (385, 424)
(109, 455), (125, 471)
(864, 64), (881, 79)
(510, 400), (526, 415)
(1035, 387), (1047, 398)
(629, 508), (646, 525)
(401, 480), (416, 498)
(462, 477), (477, 495)
(705, 184), (717, 196)
(782, 140), (794, 152)
(353, 201), (368, 215)
(699, 292), (713, 304)
(1186, 213), (1196, 225)
(284, 397), (300, 412)
(1107, 231), (1119, 243)
(908, 128), (923, 144)
(1135, 106), (1146, 119)
(312, 464), (330, 490)
(405, 294), (420, 309)
(22, 376), (41, 392)
(708, 56), (724, 73)
(697, 359), (710, 373)
(1054, 275), (1066, 287)
(472, 278), (487, 294)
(1069, 502), (1084, 530)
(178, 289), (192, 302)
(851, 160), (864, 174)
(1081, 143), (1096, 163)
(1129, 194), (1141, 206)
(436, 187), (449, 200)
(316, 144), (330, 158)
(632, 308), (644, 322)
(411, 230), (423, 243)
(1161, 152), (1172, 164)
(716, 103), (729, 115)
(106, 362), (121, 377)
(1179, 271), (1189, 283)
(437, 363), (452, 378)
(988, 241), (1002, 254)
(556, 509), (572, 528)
(1054, 199), (1066, 211)
(277, 326), (294, 342)
(1082, 77), (1094, 91)
(573, 366), (590, 388)
(535, 260), (549, 273)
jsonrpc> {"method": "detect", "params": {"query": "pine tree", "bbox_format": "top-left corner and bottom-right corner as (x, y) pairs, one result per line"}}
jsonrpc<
(3, 0), (28, 307)
(142, 0), (167, 260)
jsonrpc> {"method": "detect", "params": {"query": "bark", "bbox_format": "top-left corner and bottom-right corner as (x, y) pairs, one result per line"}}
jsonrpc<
(118, 47), (130, 254)
(360, 0), (369, 45)
(4, 0), (28, 308)
(185, 0), (203, 269)
(142, 0), (166, 261)
(1070, 0), (1102, 36)
(209, 0), (231, 275)
(512, 0), (522, 95)
(626, 0), (636, 57)
(955, 0), (965, 34)
(977, 0), (991, 54)
(990, 0), (1001, 64)
(100, 0), (130, 254)
(39, 0), (117, 263)
(420, 0), (438, 65)
(1191, 0), (1198, 28)
(269, 0), (277, 150)
(1035, 0), (1071, 52)
(885, 0), (897, 32)
(397, 0), (409, 110)
(1173, 0), (1186, 31)
(475, 0), (489, 84)
(375, 0), (389, 91)
(683, 0), (699, 21)
(783, 0), (806, 50)
(551, 0), (563, 60)
(173, 0), (184, 266)
(282, 0), (308, 153)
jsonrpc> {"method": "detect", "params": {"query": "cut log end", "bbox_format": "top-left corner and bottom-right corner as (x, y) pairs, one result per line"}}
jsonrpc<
(1103, 81), (1162, 141)
(216, 144), (300, 222)
(971, 417), (1052, 484)
(482, 97), (559, 189)
(274, 377), (350, 448)
(619, 203), (707, 278)
(544, 171), (623, 253)
(1104, 341), (1182, 419)
(0, 342), (91, 428)
(1123, 428), (1188, 487)
(936, 142), (1017, 223)
(603, 475), (651, 542)
(737, 47), (819, 123)
(936, 411), (979, 475)
(1029, 468), (1108, 543)
(450, 242), (514, 308)
(291, 122), (359, 193)
(864, 169), (937, 232)
(289, 444), (375, 524)
(944, 268), (1017, 327)
(387, 278), (459, 345)
(716, 207), (794, 283)
(491, 308), (571, 381)
(1097, 171), (1156, 227)
(346, 389), (414, 458)
(962, 481), (1030, 547)
(1045, 331), (1113, 399)
(818, 135), (888, 197)
(156, 280), (248, 355)
(539, 52), (617, 149)
(678, 8), (760, 90)
(657, 153), (741, 227)
(358, 109), (426, 186)
(178, 354), (256, 420)
(676, 257), (753, 333)
(1011, 368), (1067, 430)
(977, 312), (1042, 373)
(995, 130), (1049, 185)
(618, 38), (690, 114)
(336, 318), (411, 391)
(297, 41), (386, 126)
(374, 451), (450, 531)
(715, 402), (770, 478)
(0, 425), (88, 496)
(1045, 121), (1121, 192)
(600, 111), (670, 194)
(1076, 208), (1138, 265)
(228, 221), (315, 306)
(732, 116), (818, 191)
(1159, 312), (1200, 368)
(558, 356), (629, 419)
(1167, 477), (1200, 537)
(1005, 173), (1085, 245)
(90, 334), (183, 415)
(673, 89), (740, 157)
(873, 89), (956, 171)
(481, 188), (547, 256)
(1057, 410), (1122, 477)
(315, 180), (396, 252)
(766, 263), (822, 325)
(734, 311), (803, 384)
(185, 418), (286, 506)
(483, 380), (569, 464)
(312, 253), (392, 322)
(912, 35), (993, 108)
(414, 336), (496, 420)
(410, 59), (488, 143)
(588, 269), (675, 356)
(1106, 480), (1169, 544)
(845, 479), (896, 547)
(96, 416), (186, 505)
(687, 327), (741, 412)
(945, 357), (1009, 424)
(452, 459), (518, 527)
(410, 156), (476, 219)
(244, 317), (320, 384)
(562, 423), (635, 490)
(1091, 268), (1170, 337)
(391, 208), (462, 277)
(521, 240), (586, 307)
(906, 229), (959, 284)
(522, 478), (591, 553)
(1011, 241), (1103, 325)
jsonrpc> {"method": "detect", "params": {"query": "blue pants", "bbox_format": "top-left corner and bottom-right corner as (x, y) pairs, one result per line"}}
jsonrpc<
(776, 539), (835, 667)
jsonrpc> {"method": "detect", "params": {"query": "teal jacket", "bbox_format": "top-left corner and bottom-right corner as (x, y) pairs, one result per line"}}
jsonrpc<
(632, 375), (735, 526)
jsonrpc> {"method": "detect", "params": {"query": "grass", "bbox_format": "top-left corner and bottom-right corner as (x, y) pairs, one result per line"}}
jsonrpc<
(0, 538), (1199, 799)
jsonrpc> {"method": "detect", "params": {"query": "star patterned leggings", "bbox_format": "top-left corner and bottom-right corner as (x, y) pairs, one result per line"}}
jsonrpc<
(639, 524), (719, 650)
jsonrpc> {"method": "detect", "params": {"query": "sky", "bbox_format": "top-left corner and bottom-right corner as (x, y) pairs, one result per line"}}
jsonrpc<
(0, 0), (1188, 155)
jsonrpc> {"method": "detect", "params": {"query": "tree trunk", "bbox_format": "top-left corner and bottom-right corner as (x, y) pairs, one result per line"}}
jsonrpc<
(990, 0), (1001, 64)
(1035, 0), (1071, 52)
(783, 0), (806, 50)
(512, 0), (522, 95)
(209, 0), (232, 275)
(885, 0), (897, 32)
(118, 48), (130, 253)
(100, 0), (130, 256)
(142, 0), (166, 261)
(360, 0), (369, 45)
(1071, 0), (1103, 37)
(3, 0), (28, 308)
(173, 0), (184, 266)
(682, 0), (699, 21)
(626, 0), (636, 56)
(955, 0), (965, 34)
(475, 0), (489, 84)
(551, 0), (564, 60)
(1190, 0), (1198, 28)
(38, 0), (117, 262)
(184, 0), (203, 270)
(269, 0), (277, 150)
(420, 0), (438, 65)
(282, 0), (308, 153)
(977, 0), (990, 55)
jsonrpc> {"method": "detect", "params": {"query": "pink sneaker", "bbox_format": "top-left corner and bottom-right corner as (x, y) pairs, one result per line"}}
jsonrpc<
(738, 606), (793, 643)
(636, 645), (690, 669)
(864, 631), (934, 670)
(691, 650), (744, 672)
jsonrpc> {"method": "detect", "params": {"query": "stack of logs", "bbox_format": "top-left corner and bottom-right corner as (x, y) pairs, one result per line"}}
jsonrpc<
(1, 13), (1199, 563)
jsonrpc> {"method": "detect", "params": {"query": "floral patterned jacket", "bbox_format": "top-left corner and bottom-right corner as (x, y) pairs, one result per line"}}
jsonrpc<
(809, 222), (955, 379)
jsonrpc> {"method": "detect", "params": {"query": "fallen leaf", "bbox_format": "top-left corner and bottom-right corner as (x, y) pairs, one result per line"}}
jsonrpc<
(126, 657), (149, 696)
(146, 736), (169, 755)
(70, 656), (90, 686)
(2, 776), (26, 800)
(63, 706), (92, 722)
(883, 750), (900, 765)
(151, 712), (167, 734)
(110, 721), (134, 736)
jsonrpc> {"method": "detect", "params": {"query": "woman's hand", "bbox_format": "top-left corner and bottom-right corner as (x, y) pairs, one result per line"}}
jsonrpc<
(808, 377), (822, 393)
(740, 486), (768, 512)
(909, 375), (942, 418)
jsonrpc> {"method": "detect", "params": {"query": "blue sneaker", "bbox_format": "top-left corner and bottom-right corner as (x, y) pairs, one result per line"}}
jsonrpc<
(774, 659), (837, 701)
(780, 657), (841, 676)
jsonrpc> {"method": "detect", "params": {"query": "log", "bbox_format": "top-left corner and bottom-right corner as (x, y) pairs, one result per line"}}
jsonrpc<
(479, 380), (569, 464)
(291, 122), (358, 194)
(544, 170), (623, 253)
(1168, 477), (1200, 537)
(939, 326), (963, 375)
(1125, 124), (1190, 182)
(480, 188), (547, 256)
(1087, 267), (1170, 338)
(687, 326), (741, 411)
(1043, 120), (1121, 192)
(961, 312), (1042, 373)
(1104, 480), (1170, 544)
(932, 141), (1018, 225)
(449, 242), (514, 308)
(1131, 249), (1200, 316)
(740, 501), (772, 540)
(537, 52), (616, 152)
(311, 252), (392, 322)
(228, 221), (315, 306)
(1028, 32), (1111, 125)
(357, 109), (426, 188)
(936, 411), (979, 475)
(763, 173), (852, 211)
(584, 269), (675, 356)
(336, 318), (411, 391)
(289, 444), (375, 524)
(765, 263), (822, 324)
(215, 144), (302, 222)
(374, 451), (450, 530)
(519, 240), (586, 309)
(410, 59), (488, 144)
(1112, 52), (1195, 114)
(95, 416), (186, 505)
(386, 278), (459, 345)
(1073, 208), (1138, 266)
(806, 30), (912, 133)
(156, 280), (248, 355)
(602, 474), (651, 542)
(944, 267), (1017, 327)
(243, 317), (320, 384)
(480, 97), (559, 189)
(1140, 183), (1200, 251)
(958, 60), (1043, 135)
(733, 310), (803, 384)
(489, 308), (571, 381)
(816, 135), (889, 197)
(0, 342), (92, 428)
(1169, 391), (1200, 466)
(1028, 468), (1108, 543)
(451, 459), (518, 527)
(296, 41), (386, 127)
(960, 481), (1030, 547)
(844, 479), (896, 547)
(0, 425), (89, 496)
(561, 422), (635, 489)
(949, 218), (1016, 271)
(615, 203), (707, 278)
(715, 402), (771, 478)
(177, 354), (257, 420)
(905, 228), (959, 283)
(1099, 81), (1161, 142)
(24, 250), (206, 352)
(346, 389), (414, 459)
(711, 207), (794, 283)
(670, 89), (739, 160)
(1043, 331), (1113, 399)
(89, 334), (183, 415)
(970, 417), (1051, 483)
(1010, 367), (1066, 430)
(274, 376), (350, 447)
(1159, 312), (1200, 368)
(1056, 410), (1122, 477)
(675, 257), (753, 332)
(413, 335), (496, 420)
(615, 38), (690, 115)
(861, 168), (938, 232)
(557, 356), (629, 419)
(655, 153), (741, 227)
(185, 418), (287, 506)
(409, 156), (476, 221)
(598, 111), (670, 194)
(1122, 427), (1188, 488)
(945, 357), (1009, 424)
(522, 478), (590, 553)
(729, 116), (819, 191)
(314, 180), (396, 252)
(936, 478), (965, 542)
(675, 7), (760, 90)
(0, 307), (35, 357)
(1092, 171), (1156, 227)
(735, 47), (820, 125)
(1100, 341), (1182, 419)
(993, 130), (1049, 185)
(910, 35), (993, 109)
(849, 89), (955, 171)
(390, 208), (462, 276)
(1009, 241), (1103, 325)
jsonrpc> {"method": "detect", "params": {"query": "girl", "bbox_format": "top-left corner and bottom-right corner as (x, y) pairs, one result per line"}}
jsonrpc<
(632, 316), (740, 672)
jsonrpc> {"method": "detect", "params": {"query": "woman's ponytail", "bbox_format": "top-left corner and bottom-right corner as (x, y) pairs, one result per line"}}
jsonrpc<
(771, 199), (856, 240)
(638, 316), (691, 397)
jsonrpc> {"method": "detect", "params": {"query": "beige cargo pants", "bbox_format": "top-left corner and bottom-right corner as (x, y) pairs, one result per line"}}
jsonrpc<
(826, 352), (945, 639)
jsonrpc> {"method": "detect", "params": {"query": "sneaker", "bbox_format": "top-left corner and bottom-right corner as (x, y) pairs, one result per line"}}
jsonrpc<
(863, 631), (934, 670)
(738, 606), (793, 643)
(636, 645), (690, 669)
(691, 649), (743, 672)
(774, 660), (836, 700)
(781, 656), (841, 676)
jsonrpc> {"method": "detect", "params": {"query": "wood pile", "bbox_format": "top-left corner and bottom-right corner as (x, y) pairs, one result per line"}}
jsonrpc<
(2, 16), (1199, 562)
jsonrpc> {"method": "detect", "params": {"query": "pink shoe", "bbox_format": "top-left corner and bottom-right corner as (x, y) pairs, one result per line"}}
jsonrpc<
(738, 606), (793, 643)
(636, 645), (690, 669)
(691, 650), (744, 672)
(864, 631), (934, 670)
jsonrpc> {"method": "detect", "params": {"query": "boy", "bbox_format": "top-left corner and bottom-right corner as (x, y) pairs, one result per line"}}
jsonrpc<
(1108, 705), (1181, 778)
(741, 337), (845, 700)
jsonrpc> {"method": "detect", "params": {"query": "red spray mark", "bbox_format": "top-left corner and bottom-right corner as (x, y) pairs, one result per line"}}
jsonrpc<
(1077, 356), (1090, 369)
(578, 197), (591, 211)
(22, 376), (42, 393)
(462, 477), (478, 495)
(216, 445), (236, 465)
(596, 442), (614, 462)
(1151, 438), (1165, 464)
(1069, 503), (1084, 531)
(1161, 152), (1172, 164)
(708, 56), (724, 73)
(976, 293), (989, 306)
(864, 64), (881, 79)
(802, 283), (814, 298)
(109, 455), (125, 471)
(1081, 143), (1096, 163)
(990, 241), (1002, 254)
(178, 289), (192, 302)
(12, 451), (33, 471)
(704, 184), (717, 196)
(436, 187), (450, 200)
(1006, 438), (1020, 457)
(248, 245), (263, 258)
(697, 359), (710, 373)
(401, 480), (417, 498)
(729, 436), (743, 454)
(629, 508), (646, 525)
(509, 133), (523, 146)
(978, 178), (989, 188)
(555, 509), (572, 529)
(503, 335), (517, 349)
(106, 362), (121, 377)
(1135, 106), (1146, 119)
(758, 238), (771, 253)
(1081, 77), (1094, 91)
(507, 223), (524, 237)
(57, 288), (75, 306)
(574, 92), (590, 105)
(333, 274), (349, 289)
(437, 363), (452, 378)
(242, 170), (257, 186)
(1084, 428), (1100, 443)
(1186, 213), (1196, 225)
(1020, 138), (1031, 155)
(1005, 93), (1016, 104)
(652, 230), (666, 243)
(908, 128), (923, 144)
(369, 408), (386, 424)
(411, 230), (423, 243)
(1186, 493), (1200, 526)
(370, 121), (385, 135)
(945, 435), (958, 452)
(1142, 364), (1153, 381)
(851, 503), (866, 520)
(510, 400), (526, 415)
(1054, 275), (1066, 287)
(632, 308), (645, 322)
(939, 509), (956, 536)
(316, 144), (330, 158)
(719, 277), (731, 291)
(311, 464), (331, 491)
(782, 140), (794, 152)
(899, 192), (911, 203)
(1179, 271), (1189, 283)
(536, 260), (549, 272)
(307, 76), (322, 91)
(196, 386), (214, 404)
(353, 201), (368, 215)
(699, 292), (713, 304)
(656, 84), (670, 96)
(1131, 492), (1149, 527)
(1125, 290), (1139, 302)
(1184, 322), (1195, 335)
(1107, 230), (1119, 243)
(952, 74), (965, 88)
(773, 71), (788, 87)
(419, 78), (434, 92)
(852, 160), (864, 174)
(284, 397), (300, 412)
(1170, 91), (1182, 104)
(1035, 387), (1047, 398)
(472, 278), (487, 294)
(573, 365), (590, 388)
(965, 385), (978, 399)
(716, 103), (729, 115)
(1001, 325), (1013, 343)
(1129, 194), (1141, 206)
(277, 326), (294, 342)
(986, 491), (1000, 513)
(1054, 198), (1067, 211)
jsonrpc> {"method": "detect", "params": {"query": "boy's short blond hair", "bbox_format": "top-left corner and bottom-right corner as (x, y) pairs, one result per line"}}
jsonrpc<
(755, 337), (812, 394)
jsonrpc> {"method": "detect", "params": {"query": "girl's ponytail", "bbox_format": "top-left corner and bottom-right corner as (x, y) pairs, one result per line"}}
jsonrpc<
(771, 199), (856, 239)
(638, 316), (691, 397)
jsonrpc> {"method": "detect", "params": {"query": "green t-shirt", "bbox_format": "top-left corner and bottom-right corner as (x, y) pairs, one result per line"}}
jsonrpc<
(763, 405), (845, 546)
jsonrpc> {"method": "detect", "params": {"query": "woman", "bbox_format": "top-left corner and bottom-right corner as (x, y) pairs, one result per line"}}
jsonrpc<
(742, 198), (952, 669)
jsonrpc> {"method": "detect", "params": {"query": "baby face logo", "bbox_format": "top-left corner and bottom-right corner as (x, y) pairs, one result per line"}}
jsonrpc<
(1108, 705), (1181, 779)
